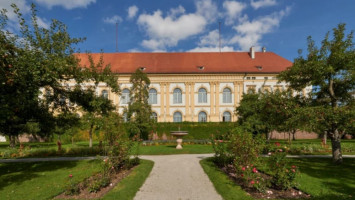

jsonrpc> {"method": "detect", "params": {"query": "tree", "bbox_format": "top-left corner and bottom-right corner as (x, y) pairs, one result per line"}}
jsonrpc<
(75, 54), (119, 148)
(0, 4), (119, 147)
(260, 91), (306, 144)
(127, 68), (153, 140)
(278, 24), (355, 164)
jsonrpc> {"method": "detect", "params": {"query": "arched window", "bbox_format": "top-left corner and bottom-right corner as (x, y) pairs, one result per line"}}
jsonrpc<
(173, 111), (182, 122)
(173, 88), (182, 104)
(223, 111), (231, 122)
(121, 89), (130, 104)
(151, 112), (158, 122)
(149, 88), (157, 104)
(198, 88), (207, 103)
(101, 90), (109, 99)
(223, 88), (232, 103)
(198, 111), (207, 122)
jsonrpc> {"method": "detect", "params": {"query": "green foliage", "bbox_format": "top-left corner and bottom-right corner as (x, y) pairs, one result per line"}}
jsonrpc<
(267, 144), (299, 190)
(65, 175), (80, 195)
(200, 158), (253, 200)
(0, 4), (119, 147)
(88, 174), (111, 193)
(151, 122), (235, 139)
(278, 23), (355, 163)
(127, 69), (152, 140)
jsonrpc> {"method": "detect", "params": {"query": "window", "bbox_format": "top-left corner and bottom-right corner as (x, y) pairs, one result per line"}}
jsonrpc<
(123, 113), (128, 122)
(246, 77), (251, 80)
(151, 112), (158, 122)
(223, 111), (231, 122)
(121, 89), (130, 104)
(252, 77), (256, 80)
(101, 90), (109, 99)
(223, 88), (232, 103)
(59, 95), (66, 106)
(264, 77), (268, 80)
(198, 111), (207, 122)
(198, 88), (207, 103)
(148, 88), (157, 104)
(173, 111), (182, 122)
(173, 88), (182, 104)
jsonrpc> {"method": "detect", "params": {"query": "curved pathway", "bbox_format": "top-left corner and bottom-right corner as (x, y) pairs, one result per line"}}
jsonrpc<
(134, 154), (223, 200)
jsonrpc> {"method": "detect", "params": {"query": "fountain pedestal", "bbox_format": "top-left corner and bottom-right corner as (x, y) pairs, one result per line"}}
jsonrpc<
(170, 131), (188, 149)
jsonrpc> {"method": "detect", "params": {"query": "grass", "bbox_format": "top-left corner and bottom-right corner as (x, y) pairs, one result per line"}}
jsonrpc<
(0, 160), (101, 200)
(139, 144), (214, 155)
(271, 139), (355, 155)
(0, 159), (154, 200)
(200, 157), (355, 200)
(102, 159), (154, 200)
(291, 158), (355, 200)
(200, 157), (253, 200)
(1, 139), (354, 158)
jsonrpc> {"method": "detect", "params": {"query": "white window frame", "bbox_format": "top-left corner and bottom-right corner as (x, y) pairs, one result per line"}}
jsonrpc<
(198, 88), (207, 103)
(149, 88), (157, 104)
(223, 88), (232, 103)
(173, 88), (182, 104)
(223, 111), (231, 122)
(198, 111), (207, 122)
(173, 111), (182, 122)
(121, 89), (130, 104)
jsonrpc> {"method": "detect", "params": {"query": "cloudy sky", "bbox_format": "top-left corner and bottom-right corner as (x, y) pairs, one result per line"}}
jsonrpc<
(1, 0), (355, 61)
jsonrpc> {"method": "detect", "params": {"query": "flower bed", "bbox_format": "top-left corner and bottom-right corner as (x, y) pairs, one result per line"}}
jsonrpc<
(212, 129), (310, 199)
(55, 161), (138, 199)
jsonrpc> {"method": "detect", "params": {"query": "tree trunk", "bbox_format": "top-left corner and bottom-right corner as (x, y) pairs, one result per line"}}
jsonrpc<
(292, 130), (296, 141)
(9, 135), (16, 148)
(330, 130), (342, 164)
(323, 132), (327, 145)
(89, 123), (94, 148)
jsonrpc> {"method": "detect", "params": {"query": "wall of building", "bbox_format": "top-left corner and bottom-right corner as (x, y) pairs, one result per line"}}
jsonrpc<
(92, 73), (291, 122)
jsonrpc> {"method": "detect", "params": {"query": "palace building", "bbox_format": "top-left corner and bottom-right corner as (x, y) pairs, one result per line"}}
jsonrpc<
(75, 47), (303, 123)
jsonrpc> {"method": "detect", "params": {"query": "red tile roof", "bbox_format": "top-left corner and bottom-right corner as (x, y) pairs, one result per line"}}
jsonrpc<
(75, 52), (292, 74)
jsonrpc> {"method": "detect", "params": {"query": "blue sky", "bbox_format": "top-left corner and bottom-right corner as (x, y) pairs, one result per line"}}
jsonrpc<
(1, 0), (355, 61)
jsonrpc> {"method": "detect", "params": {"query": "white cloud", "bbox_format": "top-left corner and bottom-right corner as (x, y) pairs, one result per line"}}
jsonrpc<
(0, 0), (30, 21)
(137, 9), (207, 50)
(103, 15), (123, 24)
(36, 16), (50, 29)
(195, 0), (219, 22)
(188, 46), (235, 52)
(136, 0), (219, 51)
(198, 29), (220, 46)
(168, 5), (185, 19)
(127, 5), (138, 19)
(229, 6), (291, 50)
(223, 1), (247, 25)
(251, 0), (277, 10)
(34, 0), (96, 10)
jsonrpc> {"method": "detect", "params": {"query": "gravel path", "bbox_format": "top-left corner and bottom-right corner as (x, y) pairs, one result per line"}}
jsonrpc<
(134, 154), (223, 200)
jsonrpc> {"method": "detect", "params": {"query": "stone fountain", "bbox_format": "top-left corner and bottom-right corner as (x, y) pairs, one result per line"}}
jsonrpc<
(170, 127), (188, 149)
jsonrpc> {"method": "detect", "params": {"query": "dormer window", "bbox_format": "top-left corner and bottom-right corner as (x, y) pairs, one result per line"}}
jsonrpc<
(139, 67), (146, 71)
(197, 66), (205, 70)
(256, 66), (263, 70)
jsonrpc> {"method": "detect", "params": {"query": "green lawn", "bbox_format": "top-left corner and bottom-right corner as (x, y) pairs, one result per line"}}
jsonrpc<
(0, 160), (101, 200)
(201, 157), (355, 200)
(139, 144), (214, 155)
(102, 159), (154, 200)
(0, 159), (154, 200)
(1, 139), (355, 158)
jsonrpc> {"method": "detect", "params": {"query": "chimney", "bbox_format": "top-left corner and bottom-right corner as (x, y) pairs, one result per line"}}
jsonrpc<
(262, 46), (266, 53)
(250, 46), (255, 59)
